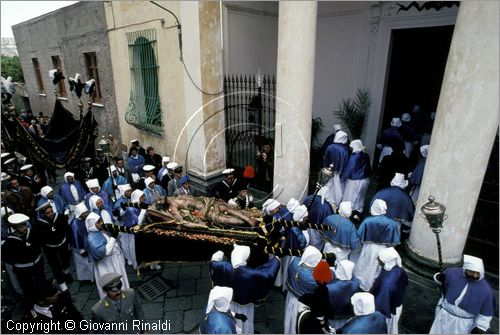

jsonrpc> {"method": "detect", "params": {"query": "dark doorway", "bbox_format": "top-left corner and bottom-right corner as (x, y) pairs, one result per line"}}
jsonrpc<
(382, 25), (454, 128)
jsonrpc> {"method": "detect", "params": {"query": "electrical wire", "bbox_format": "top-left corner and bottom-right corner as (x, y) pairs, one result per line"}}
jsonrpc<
(149, 1), (224, 96)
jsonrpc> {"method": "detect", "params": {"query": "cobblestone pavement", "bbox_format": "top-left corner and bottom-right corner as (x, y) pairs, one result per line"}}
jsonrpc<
(2, 257), (498, 334)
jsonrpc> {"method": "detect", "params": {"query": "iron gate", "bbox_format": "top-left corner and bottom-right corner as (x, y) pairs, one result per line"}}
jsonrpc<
(223, 74), (276, 191)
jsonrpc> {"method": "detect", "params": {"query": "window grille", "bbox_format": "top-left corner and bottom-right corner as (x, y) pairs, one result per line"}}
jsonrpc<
(125, 29), (163, 134)
(32, 58), (45, 94)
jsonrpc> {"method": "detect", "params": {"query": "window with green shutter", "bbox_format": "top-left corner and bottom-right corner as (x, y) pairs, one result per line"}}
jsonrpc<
(125, 29), (163, 134)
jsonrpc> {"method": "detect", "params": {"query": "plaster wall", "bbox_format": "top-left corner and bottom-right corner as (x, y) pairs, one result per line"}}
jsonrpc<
(104, 1), (187, 158)
(12, 2), (120, 143)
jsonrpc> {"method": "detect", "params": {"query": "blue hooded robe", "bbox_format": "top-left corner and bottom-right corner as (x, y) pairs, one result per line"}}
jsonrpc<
(370, 266), (408, 317)
(370, 187), (415, 222)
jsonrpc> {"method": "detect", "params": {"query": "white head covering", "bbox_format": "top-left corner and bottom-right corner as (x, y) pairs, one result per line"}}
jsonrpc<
(262, 199), (280, 215)
(231, 244), (251, 269)
(86, 178), (100, 191)
(335, 260), (355, 281)
(40, 185), (53, 199)
(286, 198), (300, 213)
(162, 156), (170, 163)
(370, 199), (387, 216)
(401, 113), (411, 122)
(118, 184), (132, 197)
(74, 202), (89, 218)
(378, 247), (402, 271)
(391, 118), (402, 127)
(390, 173), (408, 189)
(206, 286), (233, 314)
(317, 186), (333, 204)
(166, 162), (178, 170)
(299, 245), (322, 267)
(338, 201), (353, 218)
(85, 212), (101, 232)
(420, 145), (430, 158)
(463, 254), (485, 280)
(89, 195), (103, 211)
(64, 172), (74, 182)
(333, 124), (342, 132)
(145, 177), (155, 188)
(293, 205), (308, 221)
(334, 130), (348, 144)
(108, 165), (117, 175)
(351, 292), (376, 316)
(0, 207), (13, 218)
(131, 190), (144, 204)
(349, 140), (364, 153)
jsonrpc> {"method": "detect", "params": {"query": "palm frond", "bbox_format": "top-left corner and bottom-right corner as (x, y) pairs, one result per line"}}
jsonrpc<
(332, 88), (371, 140)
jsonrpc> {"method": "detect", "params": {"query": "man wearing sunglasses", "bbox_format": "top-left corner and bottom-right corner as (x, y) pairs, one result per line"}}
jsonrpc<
(91, 272), (145, 333)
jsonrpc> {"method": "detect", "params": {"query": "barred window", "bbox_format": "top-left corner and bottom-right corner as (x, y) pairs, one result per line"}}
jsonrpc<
(51, 55), (67, 97)
(32, 58), (45, 94)
(125, 29), (163, 134)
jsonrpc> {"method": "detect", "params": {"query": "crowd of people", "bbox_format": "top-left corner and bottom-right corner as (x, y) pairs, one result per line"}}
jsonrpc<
(0, 104), (495, 334)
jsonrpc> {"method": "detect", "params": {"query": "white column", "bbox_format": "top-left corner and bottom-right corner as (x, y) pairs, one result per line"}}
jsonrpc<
(406, 1), (499, 267)
(274, 1), (318, 204)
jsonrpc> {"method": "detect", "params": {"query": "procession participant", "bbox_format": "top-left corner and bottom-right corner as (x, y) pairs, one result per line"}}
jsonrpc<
(85, 178), (113, 214)
(200, 286), (237, 334)
(3, 213), (46, 307)
(210, 244), (280, 334)
(102, 165), (127, 203)
(327, 260), (361, 330)
(353, 199), (400, 292)
(59, 172), (86, 217)
(157, 156), (171, 182)
(69, 202), (94, 281)
(284, 245), (323, 335)
(429, 255), (495, 334)
(37, 185), (69, 217)
(86, 212), (130, 299)
(89, 195), (115, 228)
(19, 164), (45, 197)
(114, 184), (139, 268)
(75, 157), (98, 190)
(338, 292), (387, 334)
(371, 247), (408, 334)
(212, 168), (239, 202)
(127, 146), (145, 181)
(1, 207), (24, 297)
(322, 130), (350, 207)
(408, 145), (429, 203)
(370, 173), (415, 237)
(35, 202), (72, 293)
(341, 139), (372, 212)
(167, 163), (183, 196)
(377, 117), (405, 165)
(144, 176), (167, 203)
(228, 181), (254, 209)
(129, 139), (146, 158)
(322, 201), (361, 264)
(131, 189), (161, 271)
(23, 279), (83, 333)
(173, 175), (193, 196)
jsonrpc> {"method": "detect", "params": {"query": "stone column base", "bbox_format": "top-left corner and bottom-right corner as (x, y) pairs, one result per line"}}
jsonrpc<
(402, 240), (461, 278)
(187, 169), (224, 196)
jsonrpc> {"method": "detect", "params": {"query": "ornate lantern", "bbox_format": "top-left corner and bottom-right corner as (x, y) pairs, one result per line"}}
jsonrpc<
(420, 195), (448, 269)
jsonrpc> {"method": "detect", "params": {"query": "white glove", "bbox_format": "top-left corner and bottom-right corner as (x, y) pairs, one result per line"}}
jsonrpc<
(408, 172), (413, 178)
(64, 208), (70, 216)
(105, 237), (116, 256)
(228, 199), (237, 206)
(211, 250), (224, 261)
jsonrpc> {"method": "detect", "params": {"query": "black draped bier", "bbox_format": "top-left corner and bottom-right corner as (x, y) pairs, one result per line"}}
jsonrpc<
(5, 100), (98, 169)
